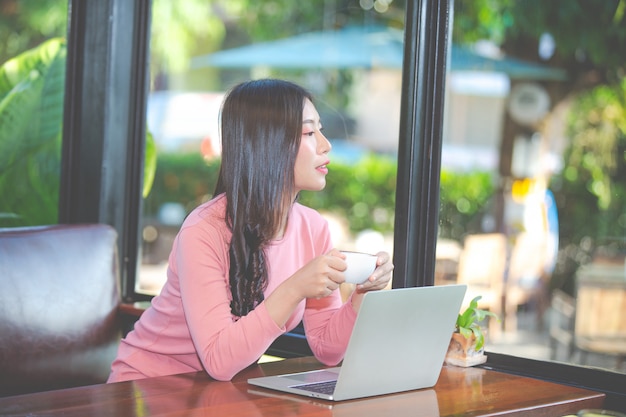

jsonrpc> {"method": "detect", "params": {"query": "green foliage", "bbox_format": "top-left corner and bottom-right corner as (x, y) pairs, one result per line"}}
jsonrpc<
(439, 170), (495, 239)
(150, 1), (225, 74)
(454, 0), (626, 82)
(144, 152), (398, 234)
(299, 154), (398, 234)
(0, 0), (68, 65)
(0, 38), (157, 227)
(456, 296), (499, 351)
(548, 80), (626, 294)
(551, 79), (626, 247)
(143, 129), (158, 199)
(143, 153), (221, 218)
(148, 151), (495, 243)
(231, 0), (406, 42)
(452, 0), (515, 46)
(0, 38), (66, 226)
(505, 0), (626, 79)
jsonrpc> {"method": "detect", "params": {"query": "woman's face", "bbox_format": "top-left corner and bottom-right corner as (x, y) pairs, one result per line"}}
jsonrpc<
(293, 98), (332, 195)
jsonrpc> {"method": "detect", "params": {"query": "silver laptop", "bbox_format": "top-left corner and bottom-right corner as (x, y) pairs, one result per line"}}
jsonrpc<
(248, 284), (467, 401)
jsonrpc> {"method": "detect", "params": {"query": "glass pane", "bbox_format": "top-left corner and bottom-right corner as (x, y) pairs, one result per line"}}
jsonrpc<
(138, 0), (404, 296)
(440, 0), (626, 374)
(0, 1), (68, 227)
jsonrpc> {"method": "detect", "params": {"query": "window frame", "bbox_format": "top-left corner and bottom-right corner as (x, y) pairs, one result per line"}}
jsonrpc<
(60, 0), (152, 302)
(392, 0), (449, 289)
(59, 0), (626, 408)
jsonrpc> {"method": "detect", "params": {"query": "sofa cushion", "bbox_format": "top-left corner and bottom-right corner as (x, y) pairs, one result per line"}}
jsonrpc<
(0, 224), (121, 396)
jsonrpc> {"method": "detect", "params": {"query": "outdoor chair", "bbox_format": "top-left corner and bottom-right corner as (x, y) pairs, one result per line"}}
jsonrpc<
(455, 233), (507, 335)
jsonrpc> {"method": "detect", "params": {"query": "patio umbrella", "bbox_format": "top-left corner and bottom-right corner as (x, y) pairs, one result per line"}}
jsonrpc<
(191, 26), (566, 81)
(191, 26), (403, 70)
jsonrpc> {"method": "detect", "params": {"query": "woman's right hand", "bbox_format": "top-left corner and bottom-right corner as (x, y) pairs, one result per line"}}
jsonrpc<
(264, 249), (345, 327)
(289, 249), (346, 299)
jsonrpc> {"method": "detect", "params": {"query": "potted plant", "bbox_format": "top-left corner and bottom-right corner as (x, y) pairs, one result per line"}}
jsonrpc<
(445, 295), (499, 367)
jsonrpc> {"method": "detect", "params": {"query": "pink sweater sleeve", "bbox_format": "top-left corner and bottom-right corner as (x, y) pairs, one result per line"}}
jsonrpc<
(297, 208), (358, 366)
(174, 224), (285, 381)
(304, 293), (358, 365)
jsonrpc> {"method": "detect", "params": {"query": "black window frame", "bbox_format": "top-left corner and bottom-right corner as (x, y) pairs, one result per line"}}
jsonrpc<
(59, 0), (626, 409)
(60, 0), (152, 302)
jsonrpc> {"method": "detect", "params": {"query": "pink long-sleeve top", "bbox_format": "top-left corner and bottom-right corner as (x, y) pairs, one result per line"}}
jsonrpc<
(108, 194), (357, 382)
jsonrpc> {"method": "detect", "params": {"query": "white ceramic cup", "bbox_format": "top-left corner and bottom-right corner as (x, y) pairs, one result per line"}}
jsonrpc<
(340, 251), (377, 284)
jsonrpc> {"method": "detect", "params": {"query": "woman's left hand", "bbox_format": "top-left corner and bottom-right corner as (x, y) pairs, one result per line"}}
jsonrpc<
(349, 251), (394, 311)
(357, 251), (393, 291)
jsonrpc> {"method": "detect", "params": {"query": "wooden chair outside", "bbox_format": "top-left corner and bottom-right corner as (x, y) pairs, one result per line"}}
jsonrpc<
(504, 232), (551, 332)
(455, 233), (508, 335)
(548, 289), (576, 361)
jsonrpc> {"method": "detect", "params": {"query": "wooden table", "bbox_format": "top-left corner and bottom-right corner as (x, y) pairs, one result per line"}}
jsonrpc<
(0, 357), (604, 416)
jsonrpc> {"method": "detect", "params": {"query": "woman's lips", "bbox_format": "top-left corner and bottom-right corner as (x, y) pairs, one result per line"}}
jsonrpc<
(316, 161), (330, 174)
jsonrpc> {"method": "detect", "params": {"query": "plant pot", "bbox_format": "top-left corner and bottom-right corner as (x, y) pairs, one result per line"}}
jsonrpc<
(445, 332), (487, 367)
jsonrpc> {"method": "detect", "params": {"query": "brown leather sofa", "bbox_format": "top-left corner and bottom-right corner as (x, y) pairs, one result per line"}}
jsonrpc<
(0, 224), (121, 397)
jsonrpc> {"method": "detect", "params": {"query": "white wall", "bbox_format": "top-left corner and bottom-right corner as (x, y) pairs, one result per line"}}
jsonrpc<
(350, 69), (509, 172)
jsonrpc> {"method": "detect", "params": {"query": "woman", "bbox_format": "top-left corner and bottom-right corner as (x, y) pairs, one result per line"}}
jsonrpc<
(108, 79), (394, 382)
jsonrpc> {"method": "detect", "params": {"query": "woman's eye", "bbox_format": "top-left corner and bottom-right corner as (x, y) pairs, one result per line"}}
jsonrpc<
(304, 131), (315, 137)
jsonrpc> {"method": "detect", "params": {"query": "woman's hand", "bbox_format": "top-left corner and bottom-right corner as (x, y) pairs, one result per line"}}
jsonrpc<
(290, 249), (346, 299)
(349, 251), (394, 312)
(264, 249), (345, 327)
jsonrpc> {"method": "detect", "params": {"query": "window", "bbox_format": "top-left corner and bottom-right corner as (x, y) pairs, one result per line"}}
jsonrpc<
(439, 1), (626, 379)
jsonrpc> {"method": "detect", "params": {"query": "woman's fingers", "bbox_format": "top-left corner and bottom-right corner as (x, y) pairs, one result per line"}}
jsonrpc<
(357, 251), (394, 291)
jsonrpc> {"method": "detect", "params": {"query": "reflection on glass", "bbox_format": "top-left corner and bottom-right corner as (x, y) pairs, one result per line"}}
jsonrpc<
(440, 1), (626, 374)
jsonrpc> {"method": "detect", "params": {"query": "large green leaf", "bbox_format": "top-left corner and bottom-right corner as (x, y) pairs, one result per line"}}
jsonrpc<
(143, 128), (157, 198)
(0, 37), (156, 226)
(0, 38), (66, 226)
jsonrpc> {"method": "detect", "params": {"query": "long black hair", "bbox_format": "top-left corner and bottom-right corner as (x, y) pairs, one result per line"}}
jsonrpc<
(214, 79), (313, 317)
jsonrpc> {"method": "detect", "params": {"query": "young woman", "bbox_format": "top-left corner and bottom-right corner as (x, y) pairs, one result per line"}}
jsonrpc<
(108, 79), (394, 382)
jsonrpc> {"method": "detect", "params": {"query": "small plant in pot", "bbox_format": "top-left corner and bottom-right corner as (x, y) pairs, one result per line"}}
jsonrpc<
(445, 295), (499, 367)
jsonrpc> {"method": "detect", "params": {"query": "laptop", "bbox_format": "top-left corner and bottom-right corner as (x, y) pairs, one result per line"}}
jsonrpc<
(248, 284), (467, 401)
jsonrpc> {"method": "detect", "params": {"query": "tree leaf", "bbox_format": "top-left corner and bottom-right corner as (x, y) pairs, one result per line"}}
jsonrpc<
(0, 38), (65, 225)
(0, 37), (157, 225)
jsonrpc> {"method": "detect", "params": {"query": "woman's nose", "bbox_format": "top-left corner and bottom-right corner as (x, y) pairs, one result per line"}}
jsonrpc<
(318, 131), (332, 154)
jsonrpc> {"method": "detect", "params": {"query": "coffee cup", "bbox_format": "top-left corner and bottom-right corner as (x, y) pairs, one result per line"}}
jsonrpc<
(340, 251), (377, 284)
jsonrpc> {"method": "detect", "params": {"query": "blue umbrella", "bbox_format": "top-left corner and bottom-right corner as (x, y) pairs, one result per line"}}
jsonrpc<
(192, 26), (403, 70)
(191, 26), (566, 80)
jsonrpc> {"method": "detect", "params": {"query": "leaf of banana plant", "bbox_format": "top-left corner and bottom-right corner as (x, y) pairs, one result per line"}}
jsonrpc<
(0, 37), (157, 226)
(0, 38), (65, 226)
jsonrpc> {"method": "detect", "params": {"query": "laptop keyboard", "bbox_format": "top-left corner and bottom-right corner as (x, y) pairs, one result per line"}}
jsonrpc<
(292, 380), (337, 395)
